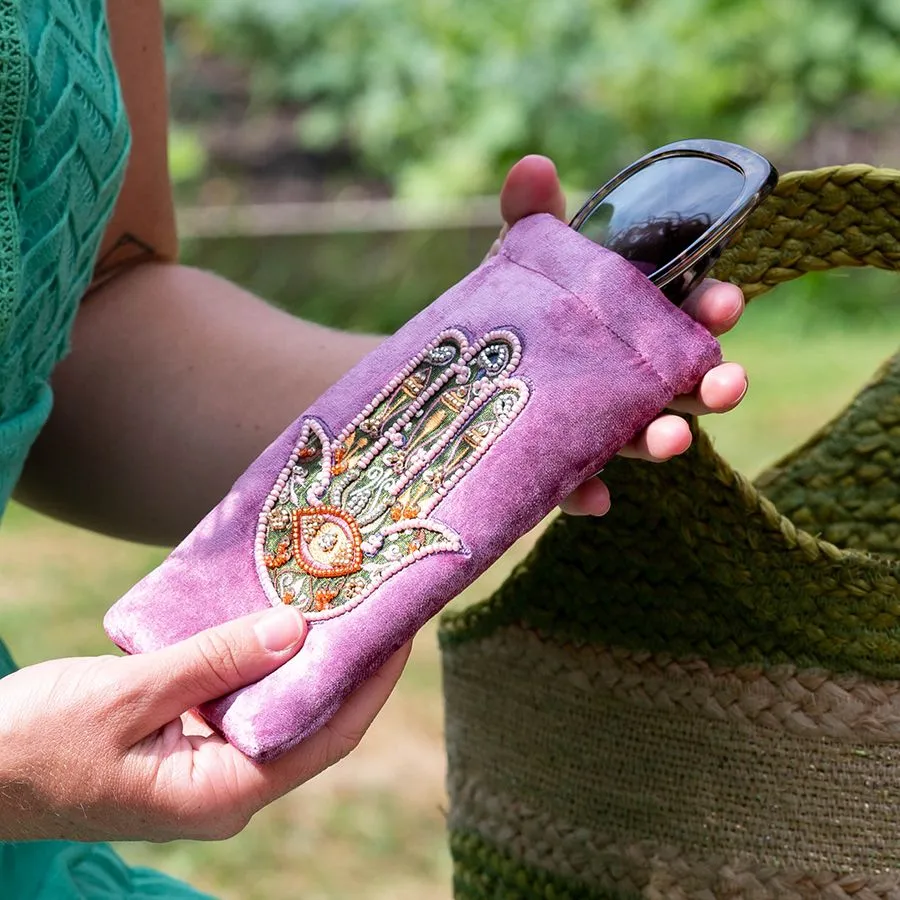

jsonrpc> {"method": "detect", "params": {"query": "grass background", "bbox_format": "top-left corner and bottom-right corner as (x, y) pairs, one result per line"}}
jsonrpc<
(0, 266), (897, 898)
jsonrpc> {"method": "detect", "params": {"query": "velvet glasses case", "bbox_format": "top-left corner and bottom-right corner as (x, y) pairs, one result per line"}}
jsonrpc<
(104, 213), (722, 762)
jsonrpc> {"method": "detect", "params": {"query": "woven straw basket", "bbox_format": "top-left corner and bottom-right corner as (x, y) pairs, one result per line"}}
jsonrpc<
(439, 165), (900, 900)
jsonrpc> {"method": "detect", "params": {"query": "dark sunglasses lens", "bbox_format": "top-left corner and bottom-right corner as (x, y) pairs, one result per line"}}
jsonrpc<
(576, 157), (746, 275)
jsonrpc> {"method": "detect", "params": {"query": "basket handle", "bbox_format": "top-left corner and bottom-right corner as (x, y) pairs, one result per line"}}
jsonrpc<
(441, 167), (900, 677)
(712, 165), (900, 299)
(709, 165), (900, 553)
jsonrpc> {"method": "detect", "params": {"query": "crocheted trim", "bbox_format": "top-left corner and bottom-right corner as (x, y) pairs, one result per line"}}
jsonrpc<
(0, 0), (27, 348)
(20, 0), (132, 381)
(255, 329), (529, 617)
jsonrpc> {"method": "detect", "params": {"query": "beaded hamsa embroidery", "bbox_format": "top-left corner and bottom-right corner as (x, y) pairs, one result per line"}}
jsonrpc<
(255, 329), (528, 616)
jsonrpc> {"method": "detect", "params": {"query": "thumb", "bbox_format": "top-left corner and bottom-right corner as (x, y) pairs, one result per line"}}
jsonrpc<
(499, 154), (567, 227)
(486, 155), (567, 264)
(126, 606), (307, 732)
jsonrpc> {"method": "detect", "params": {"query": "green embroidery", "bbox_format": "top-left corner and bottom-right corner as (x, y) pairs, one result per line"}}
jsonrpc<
(256, 329), (529, 615)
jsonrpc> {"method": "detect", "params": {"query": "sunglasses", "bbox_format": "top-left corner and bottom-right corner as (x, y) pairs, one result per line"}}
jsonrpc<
(569, 139), (778, 304)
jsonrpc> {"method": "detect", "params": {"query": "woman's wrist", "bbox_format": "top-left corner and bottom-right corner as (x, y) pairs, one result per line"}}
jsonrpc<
(0, 692), (33, 840)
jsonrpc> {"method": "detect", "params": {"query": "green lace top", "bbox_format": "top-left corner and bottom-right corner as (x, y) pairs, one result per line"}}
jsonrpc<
(0, 0), (130, 513)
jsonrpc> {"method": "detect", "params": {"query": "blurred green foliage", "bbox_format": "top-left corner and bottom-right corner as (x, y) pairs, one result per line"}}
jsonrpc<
(167, 125), (208, 185)
(167, 0), (900, 196)
(166, 0), (900, 330)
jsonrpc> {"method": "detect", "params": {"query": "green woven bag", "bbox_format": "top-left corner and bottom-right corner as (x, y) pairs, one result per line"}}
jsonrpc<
(439, 165), (900, 900)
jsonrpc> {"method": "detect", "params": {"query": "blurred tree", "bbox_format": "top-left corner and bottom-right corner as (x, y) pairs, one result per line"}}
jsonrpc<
(165, 0), (900, 197)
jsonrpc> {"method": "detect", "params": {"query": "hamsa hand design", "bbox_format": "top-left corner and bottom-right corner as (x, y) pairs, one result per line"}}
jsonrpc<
(254, 328), (529, 615)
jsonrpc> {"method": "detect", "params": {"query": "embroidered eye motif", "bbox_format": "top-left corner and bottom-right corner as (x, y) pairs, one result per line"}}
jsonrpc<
(293, 507), (364, 578)
(478, 342), (511, 375)
(255, 330), (529, 616)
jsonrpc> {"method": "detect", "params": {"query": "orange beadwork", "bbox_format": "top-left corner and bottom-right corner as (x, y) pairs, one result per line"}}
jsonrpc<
(281, 591), (295, 605)
(292, 505), (364, 578)
(314, 588), (339, 611)
(390, 504), (403, 522)
(264, 539), (292, 569)
(331, 446), (348, 475)
(297, 447), (317, 459)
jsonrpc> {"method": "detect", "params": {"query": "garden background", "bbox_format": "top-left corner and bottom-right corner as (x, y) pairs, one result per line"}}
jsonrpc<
(3, 1), (900, 896)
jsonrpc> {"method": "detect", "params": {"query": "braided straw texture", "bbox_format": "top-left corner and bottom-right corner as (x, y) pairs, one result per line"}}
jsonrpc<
(450, 827), (900, 900)
(440, 166), (900, 899)
(715, 164), (900, 299)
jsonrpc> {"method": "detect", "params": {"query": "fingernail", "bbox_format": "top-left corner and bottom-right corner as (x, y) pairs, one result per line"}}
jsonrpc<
(255, 606), (306, 652)
(720, 361), (749, 403)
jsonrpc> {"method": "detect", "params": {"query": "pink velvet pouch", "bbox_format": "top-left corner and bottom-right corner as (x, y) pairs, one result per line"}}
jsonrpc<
(104, 213), (722, 762)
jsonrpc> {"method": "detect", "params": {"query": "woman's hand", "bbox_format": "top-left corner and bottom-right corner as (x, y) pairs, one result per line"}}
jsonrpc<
(493, 155), (748, 516)
(0, 607), (410, 842)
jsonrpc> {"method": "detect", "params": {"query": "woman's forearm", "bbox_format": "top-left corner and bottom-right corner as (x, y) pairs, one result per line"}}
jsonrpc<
(16, 262), (383, 545)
